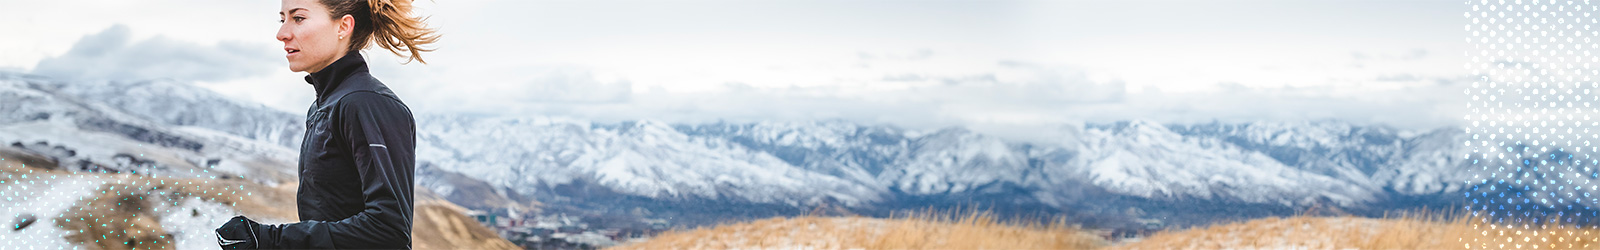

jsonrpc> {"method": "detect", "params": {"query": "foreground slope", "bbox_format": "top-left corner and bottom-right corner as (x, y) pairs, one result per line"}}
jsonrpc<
(611, 213), (1106, 250)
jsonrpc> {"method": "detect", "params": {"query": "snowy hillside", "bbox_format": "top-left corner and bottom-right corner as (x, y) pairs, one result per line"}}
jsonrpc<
(0, 74), (302, 248)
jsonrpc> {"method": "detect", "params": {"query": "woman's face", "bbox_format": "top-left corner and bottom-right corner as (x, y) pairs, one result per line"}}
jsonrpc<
(277, 0), (349, 73)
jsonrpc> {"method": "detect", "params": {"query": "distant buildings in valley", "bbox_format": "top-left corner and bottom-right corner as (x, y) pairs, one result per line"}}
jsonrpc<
(468, 210), (672, 250)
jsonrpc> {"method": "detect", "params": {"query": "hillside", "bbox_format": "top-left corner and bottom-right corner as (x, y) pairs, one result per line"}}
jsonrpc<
(0, 148), (516, 249)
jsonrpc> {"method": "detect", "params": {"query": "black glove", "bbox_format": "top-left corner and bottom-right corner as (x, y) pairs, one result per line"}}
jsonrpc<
(215, 216), (263, 249)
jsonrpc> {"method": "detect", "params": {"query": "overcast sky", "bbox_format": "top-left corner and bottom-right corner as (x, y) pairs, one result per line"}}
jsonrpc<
(0, 0), (1468, 135)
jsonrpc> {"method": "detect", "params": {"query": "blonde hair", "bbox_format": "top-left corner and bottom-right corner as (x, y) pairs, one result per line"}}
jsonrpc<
(322, 0), (440, 63)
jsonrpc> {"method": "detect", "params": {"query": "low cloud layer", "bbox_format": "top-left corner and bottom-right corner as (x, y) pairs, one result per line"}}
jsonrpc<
(32, 24), (277, 82)
(387, 55), (1464, 137)
(21, 22), (1465, 139)
(7, 0), (1469, 139)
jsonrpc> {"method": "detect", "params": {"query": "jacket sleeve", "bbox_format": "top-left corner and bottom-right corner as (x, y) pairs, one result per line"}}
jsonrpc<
(262, 91), (417, 249)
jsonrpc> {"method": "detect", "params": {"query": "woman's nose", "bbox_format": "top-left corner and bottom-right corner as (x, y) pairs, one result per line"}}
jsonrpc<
(276, 24), (292, 42)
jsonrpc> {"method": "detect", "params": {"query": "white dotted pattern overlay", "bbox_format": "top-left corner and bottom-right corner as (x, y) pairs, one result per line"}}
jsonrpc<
(1466, 0), (1600, 248)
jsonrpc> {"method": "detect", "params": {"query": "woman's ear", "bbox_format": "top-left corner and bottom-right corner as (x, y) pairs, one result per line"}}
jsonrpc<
(338, 14), (356, 40)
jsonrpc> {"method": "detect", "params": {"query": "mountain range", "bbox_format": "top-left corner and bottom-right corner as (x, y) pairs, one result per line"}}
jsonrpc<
(0, 72), (1476, 230)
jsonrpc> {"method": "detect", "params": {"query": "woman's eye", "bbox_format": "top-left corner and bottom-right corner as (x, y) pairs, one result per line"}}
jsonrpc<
(293, 17), (306, 22)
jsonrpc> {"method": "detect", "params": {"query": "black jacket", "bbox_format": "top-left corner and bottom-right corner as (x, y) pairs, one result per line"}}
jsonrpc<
(257, 52), (417, 249)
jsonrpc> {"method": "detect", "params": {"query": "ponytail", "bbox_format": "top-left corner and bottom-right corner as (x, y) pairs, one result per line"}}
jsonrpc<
(321, 0), (440, 64)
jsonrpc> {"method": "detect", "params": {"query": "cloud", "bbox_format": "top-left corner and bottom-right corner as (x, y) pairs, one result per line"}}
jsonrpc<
(521, 71), (632, 104)
(378, 66), (636, 116)
(31, 24), (278, 82)
(1077, 83), (1466, 131)
(857, 49), (935, 61)
(1351, 48), (1430, 62)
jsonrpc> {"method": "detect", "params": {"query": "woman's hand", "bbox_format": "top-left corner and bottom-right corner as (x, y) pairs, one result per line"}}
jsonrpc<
(215, 216), (265, 249)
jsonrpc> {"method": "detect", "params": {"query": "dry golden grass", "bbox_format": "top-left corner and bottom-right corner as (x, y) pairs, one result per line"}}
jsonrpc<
(1114, 212), (1600, 250)
(610, 210), (1107, 250)
(615, 206), (1600, 250)
(56, 188), (175, 250)
(0, 156), (158, 250)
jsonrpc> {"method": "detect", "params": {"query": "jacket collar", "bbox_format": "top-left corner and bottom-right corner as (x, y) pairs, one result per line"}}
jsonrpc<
(304, 51), (368, 104)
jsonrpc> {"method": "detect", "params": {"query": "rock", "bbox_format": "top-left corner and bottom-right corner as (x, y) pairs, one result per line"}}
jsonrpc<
(13, 213), (36, 231)
(0, 147), (59, 170)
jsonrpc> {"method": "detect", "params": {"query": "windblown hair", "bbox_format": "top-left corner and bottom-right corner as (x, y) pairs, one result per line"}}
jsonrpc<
(321, 0), (440, 63)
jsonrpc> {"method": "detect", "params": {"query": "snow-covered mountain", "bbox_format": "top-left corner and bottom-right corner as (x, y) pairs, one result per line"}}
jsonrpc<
(0, 73), (298, 183)
(678, 120), (1470, 204)
(0, 71), (1481, 229)
(26, 75), (304, 149)
(415, 117), (883, 208)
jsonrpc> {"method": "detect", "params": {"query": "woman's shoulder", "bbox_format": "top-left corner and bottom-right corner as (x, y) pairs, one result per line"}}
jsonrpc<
(329, 76), (410, 118)
(328, 72), (404, 105)
(329, 89), (414, 130)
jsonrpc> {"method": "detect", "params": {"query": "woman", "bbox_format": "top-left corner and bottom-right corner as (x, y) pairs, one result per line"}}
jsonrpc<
(215, 0), (437, 249)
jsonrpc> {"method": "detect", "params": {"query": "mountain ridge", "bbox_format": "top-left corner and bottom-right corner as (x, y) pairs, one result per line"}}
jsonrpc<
(0, 72), (1476, 230)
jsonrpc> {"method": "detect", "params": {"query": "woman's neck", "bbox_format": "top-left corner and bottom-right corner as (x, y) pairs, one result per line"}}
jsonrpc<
(306, 50), (351, 74)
